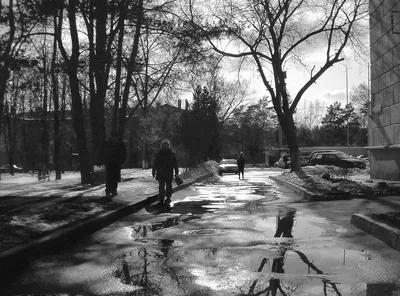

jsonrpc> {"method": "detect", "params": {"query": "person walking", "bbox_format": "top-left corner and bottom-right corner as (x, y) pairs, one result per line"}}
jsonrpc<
(152, 139), (179, 210)
(104, 131), (127, 198)
(237, 152), (245, 180)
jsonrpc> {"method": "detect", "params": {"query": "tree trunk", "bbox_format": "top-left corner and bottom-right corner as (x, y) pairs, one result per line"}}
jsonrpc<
(118, 0), (143, 136)
(63, 0), (92, 184)
(0, 0), (15, 134)
(41, 50), (49, 169)
(4, 108), (15, 175)
(280, 113), (301, 171)
(112, 1), (125, 134)
(90, 0), (107, 166)
(51, 14), (61, 180)
(68, 66), (92, 184)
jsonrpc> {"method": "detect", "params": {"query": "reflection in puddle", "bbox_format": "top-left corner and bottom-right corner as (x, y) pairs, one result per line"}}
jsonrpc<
(182, 228), (229, 236)
(115, 187), (398, 295)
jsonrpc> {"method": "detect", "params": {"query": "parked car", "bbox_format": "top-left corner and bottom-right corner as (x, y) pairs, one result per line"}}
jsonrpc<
(0, 164), (23, 173)
(218, 159), (238, 176)
(306, 150), (340, 165)
(309, 151), (366, 169)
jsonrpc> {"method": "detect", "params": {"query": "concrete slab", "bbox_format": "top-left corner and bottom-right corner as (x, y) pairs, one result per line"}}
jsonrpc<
(370, 221), (400, 248)
(351, 214), (372, 234)
(351, 213), (400, 252)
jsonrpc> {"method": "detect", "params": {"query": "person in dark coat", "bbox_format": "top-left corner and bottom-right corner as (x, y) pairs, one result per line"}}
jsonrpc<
(104, 131), (127, 198)
(237, 151), (245, 180)
(152, 139), (179, 208)
(282, 154), (289, 169)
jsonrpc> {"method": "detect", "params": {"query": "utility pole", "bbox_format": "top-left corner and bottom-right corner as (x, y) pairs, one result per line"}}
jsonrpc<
(346, 67), (349, 147)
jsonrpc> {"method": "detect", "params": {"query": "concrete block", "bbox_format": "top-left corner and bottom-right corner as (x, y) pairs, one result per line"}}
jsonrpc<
(384, 125), (394, 144)
(371, 21), (382, 45)
(386, 67), (400, 86)
(382, 15), (393, 36)
(383, 51), (393, 73)
(382, 107), (392, 125)
(374, 90), (384, 107)
(371, 43), (378, 63)
(393, 82), (400, 103)
(369, 0), (383, 14)
(371, 77), (379, 92)
(351, 214), (372, 234)
(378, 34), (389, 57)
(394, 124), (400, 144)
(369, 7), (379, 28)
(384, 0), (398, 17)
(393, 43), (400, 65)
(388, 33), (400, 52)
(391, 104), (400, 124)
(373, 58), (384, 81)
(370, 116), (378, 129)
(370, 221), (400, 248)
(378, 74), (387, 92)
(383, 85), (394, 105)
(373, 128), (385, 145)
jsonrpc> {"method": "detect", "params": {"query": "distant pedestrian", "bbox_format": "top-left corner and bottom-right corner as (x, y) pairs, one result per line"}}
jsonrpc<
(237, 152), (245, 180)
(104, 131), (127, 198)
(152, 139), (179, 210)
(282, 154), (289, 169)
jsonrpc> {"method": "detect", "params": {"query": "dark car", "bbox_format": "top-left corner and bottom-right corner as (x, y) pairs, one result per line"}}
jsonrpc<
(307, 150), (340, 165)
(218, 159), (238, 176)
(0, 164), (23, 173)
(309, 151), (366, 169)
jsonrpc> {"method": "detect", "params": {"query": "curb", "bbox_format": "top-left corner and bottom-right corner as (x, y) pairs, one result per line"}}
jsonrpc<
(351, 213), (400, 252)
(0, 172), (214, 273)
(269, 176), (320, 201)
(374, 196), (400, 211)
(269, 176), (356, 202)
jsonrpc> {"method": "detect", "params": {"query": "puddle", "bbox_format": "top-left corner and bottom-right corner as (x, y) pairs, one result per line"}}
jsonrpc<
(115, 203), (398, 296)
(115, 242), (388, 296)
(182, 228), (229, 235)
(127, 214), (200, 241)
(115, 181), (397, 295)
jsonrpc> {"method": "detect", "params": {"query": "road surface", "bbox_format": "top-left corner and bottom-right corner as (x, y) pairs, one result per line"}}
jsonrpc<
(2, 168), (400, 295)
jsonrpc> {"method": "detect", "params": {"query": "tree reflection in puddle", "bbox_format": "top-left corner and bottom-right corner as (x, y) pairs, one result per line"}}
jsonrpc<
(116, 209), (398, 296)
(117, 217), (197, 296)
(245, 209), (344, 296)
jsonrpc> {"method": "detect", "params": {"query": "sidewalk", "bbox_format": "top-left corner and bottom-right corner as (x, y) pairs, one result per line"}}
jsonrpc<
(0, 161), (218, 268)
(270, 170), (400, 253)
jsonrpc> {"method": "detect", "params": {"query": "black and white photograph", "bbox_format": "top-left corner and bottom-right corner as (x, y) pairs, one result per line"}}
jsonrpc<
(0, 0), (400, 295)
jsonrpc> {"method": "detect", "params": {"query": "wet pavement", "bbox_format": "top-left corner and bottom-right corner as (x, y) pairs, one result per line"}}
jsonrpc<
(2, 168), (400, 295)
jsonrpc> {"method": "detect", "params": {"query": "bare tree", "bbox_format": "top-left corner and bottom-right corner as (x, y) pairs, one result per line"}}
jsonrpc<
(56, 0), (92, 184)
(350, 82), (370, 128)
(0, 0), (41, 137)
(295, 99), (325, 129)
(184, 0), (368, 170)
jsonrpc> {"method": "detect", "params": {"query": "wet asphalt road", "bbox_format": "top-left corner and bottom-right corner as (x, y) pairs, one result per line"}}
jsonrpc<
(2, 168), (400, 296)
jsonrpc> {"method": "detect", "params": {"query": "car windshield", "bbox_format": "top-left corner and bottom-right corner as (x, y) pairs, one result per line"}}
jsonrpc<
(221, 160), (237, 165)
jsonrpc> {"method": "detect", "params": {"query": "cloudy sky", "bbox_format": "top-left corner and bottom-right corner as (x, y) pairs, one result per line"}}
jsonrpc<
(211, 0), (371, 109)
(220, 53), (369, 110)
(222, 32), (370, 107)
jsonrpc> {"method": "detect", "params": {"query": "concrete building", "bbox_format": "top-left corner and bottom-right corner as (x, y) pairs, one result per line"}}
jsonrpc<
(369, 0), (400, 180)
